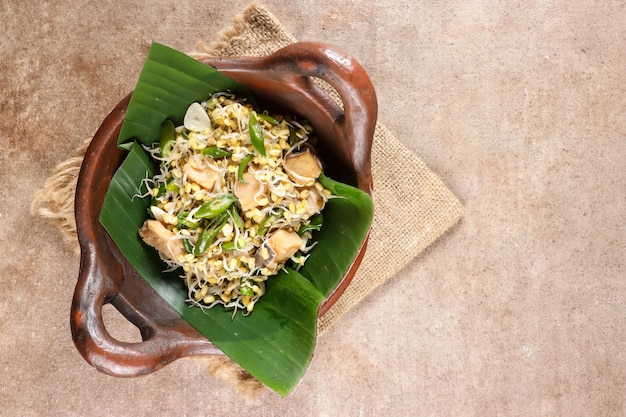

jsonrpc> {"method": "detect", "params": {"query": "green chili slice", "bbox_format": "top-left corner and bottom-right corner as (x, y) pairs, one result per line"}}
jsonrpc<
(237, 154), (253, 184)
(229, 206), (244, 230)
(165, 182), (179, 193)
(182, 239), (194, 254)
(249, 112), (266, 156)
(159, 120), (176, 157)
(201, 146), (232, 159)
(195, 194), (236, 220)
(194, 212), (229, 256)
(257, 113), (279, 125)
(239, 285), (254, 296)
(177, 211), (202, 229)
(288, 128), (298, 146)
(221, 241), (236, 252)
(258, 212), (282, 237)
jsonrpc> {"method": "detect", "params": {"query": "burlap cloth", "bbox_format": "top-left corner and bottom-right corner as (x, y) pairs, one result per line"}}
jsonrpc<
(31, 2), (463, 398)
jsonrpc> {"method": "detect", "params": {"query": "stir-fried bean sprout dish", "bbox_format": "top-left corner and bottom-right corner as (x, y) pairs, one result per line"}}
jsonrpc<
(139, 93), (330, 315)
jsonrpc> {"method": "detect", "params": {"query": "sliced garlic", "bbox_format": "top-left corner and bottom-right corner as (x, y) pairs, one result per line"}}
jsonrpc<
(184, 102), (211, 132)
(150, 205), (166, 222)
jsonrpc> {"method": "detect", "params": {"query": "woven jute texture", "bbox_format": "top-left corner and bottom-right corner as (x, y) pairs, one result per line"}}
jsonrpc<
(31, 2), (463, 397)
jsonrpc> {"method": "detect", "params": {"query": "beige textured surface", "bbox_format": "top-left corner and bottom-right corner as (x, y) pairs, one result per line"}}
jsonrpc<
(1, 1), (625, 416)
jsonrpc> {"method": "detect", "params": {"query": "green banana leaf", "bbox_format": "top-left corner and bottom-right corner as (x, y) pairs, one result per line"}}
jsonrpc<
(117, 43), (254, 150)
(99, 42), (373, 396)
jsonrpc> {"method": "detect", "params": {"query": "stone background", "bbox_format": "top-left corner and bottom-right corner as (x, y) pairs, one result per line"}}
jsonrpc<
(1, 1), (624, 415)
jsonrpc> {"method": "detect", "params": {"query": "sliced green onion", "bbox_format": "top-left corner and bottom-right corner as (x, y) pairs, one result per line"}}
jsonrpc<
(298, 214), (323, 235)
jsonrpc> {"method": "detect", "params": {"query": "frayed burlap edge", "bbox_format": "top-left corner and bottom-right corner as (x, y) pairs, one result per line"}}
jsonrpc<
(31, 2), (463, 399)
(30, 137), (91, 254)
(190, 2), (296, 59)
(191, 355), (265, 403)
